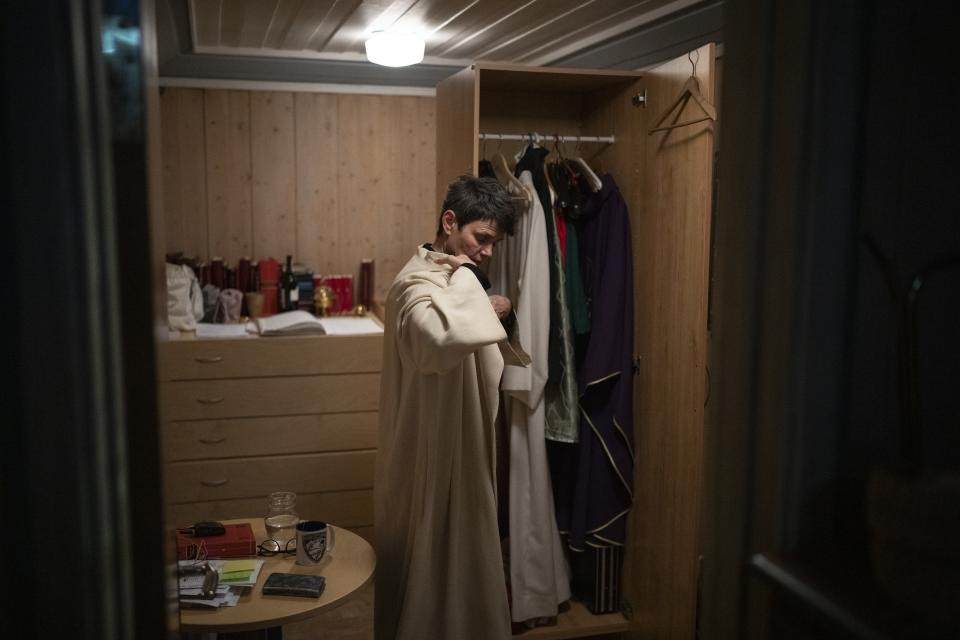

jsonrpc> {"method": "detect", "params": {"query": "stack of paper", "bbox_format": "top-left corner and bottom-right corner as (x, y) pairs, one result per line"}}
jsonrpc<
(179, 585), (240, 609)
(177, 559), (265, 608)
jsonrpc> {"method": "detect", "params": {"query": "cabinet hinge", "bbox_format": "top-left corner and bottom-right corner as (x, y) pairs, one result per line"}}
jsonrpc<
(695, 554), (704, 639)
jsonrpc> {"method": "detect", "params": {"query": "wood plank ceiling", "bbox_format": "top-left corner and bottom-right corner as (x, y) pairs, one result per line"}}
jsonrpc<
(188, 0), (694, 67)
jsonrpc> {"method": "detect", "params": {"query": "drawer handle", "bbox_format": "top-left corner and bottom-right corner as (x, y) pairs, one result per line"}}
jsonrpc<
(195, 356), (223, 364)
(198, 435), (226, 444)
(197, 397), (224, 405)
(200, 478), (228, 487)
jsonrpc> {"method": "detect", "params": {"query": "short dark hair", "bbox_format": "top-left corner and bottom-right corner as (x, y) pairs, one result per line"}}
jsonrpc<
(437, 175), (515, 236)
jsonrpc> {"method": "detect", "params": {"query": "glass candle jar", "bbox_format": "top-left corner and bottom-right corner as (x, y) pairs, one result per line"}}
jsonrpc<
(264, 491), (299, 545)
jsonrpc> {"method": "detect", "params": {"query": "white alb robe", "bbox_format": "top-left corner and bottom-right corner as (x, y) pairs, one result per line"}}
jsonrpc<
(375, 246), (512, 640)
(488, 171), (571, 622)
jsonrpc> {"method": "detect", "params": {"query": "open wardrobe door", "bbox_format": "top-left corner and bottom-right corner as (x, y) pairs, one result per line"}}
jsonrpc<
(626, 43), (717, 640)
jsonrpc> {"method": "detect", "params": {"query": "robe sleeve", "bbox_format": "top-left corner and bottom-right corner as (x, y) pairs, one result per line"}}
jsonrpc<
(498, 309), (532, 368)
(399, 268), (508, 374)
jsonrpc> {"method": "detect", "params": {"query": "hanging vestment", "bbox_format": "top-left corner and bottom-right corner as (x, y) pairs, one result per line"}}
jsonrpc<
(564, 226), (590, 336)
(515, 145), (579, 443)
(488, 171), (571, 623)
(550, 175), (635, 549)
(547, 160), (590, 336)
(375, 246), (514, 640)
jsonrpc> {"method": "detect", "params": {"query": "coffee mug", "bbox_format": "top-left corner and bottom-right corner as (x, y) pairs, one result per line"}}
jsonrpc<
(295, 521), (334, 565)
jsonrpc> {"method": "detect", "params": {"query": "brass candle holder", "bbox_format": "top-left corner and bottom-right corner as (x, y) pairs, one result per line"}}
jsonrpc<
(314, 285), (337, 317)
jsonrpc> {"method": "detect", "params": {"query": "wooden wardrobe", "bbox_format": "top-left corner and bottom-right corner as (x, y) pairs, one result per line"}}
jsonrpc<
(435, 45), (717, 640)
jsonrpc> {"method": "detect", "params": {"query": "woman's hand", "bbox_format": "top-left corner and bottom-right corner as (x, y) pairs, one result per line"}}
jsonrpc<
(435, 254), (476, 270)
(488, 295), (512, 320)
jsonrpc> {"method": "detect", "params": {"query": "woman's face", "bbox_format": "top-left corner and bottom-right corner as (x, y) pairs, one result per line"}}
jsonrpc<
(441, 211), (502, 265)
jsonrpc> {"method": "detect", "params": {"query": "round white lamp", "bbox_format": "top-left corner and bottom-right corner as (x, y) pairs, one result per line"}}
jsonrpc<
(364, 31), (425, 67)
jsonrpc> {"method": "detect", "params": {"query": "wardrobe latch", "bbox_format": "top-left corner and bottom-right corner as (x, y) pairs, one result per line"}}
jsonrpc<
(633, 355), (642, 374)
(631, 89), (647, 107)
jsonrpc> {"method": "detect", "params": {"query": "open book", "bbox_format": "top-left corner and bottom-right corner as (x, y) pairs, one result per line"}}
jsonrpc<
(247, 311), (326, 336)
(246, 310), (383, 336)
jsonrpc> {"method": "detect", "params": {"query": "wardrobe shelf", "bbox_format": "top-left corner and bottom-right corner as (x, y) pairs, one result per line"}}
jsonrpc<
(511, 600), (629, 639)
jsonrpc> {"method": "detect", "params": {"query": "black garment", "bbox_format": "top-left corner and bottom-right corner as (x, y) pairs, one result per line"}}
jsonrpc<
(547, 161), (585, 221)
(478, 159), (496, 179)
(421, 242), (490, 289)
(422, 243), (513, 334)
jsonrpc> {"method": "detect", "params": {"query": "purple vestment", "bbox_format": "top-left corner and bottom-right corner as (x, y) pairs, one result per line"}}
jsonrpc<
(550, 174), (635, 549)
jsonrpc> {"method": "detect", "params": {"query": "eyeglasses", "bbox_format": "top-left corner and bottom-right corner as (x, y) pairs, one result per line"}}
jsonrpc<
(257, 538), (297, 557)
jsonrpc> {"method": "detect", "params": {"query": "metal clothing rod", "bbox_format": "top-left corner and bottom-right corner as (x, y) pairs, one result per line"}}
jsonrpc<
(478, 132), (615, 144)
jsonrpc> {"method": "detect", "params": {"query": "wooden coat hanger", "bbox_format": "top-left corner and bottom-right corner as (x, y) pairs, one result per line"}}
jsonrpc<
(648, 49), (717, 135)
(491, 135), (530, 207)
(569, 135), (602, 191)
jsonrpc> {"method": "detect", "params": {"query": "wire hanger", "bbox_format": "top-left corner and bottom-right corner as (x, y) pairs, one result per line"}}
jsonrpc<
(648, 49), (717, 135)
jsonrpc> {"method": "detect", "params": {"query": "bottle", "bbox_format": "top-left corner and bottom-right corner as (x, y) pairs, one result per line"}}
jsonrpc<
(280, 255), (298, 312)
(210, 257), (225, 289)
(264, 491), (299, 545)
(237, 257), (252, 292)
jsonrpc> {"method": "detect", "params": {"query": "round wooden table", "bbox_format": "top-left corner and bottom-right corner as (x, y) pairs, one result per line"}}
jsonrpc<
(180, 518), (375, 637)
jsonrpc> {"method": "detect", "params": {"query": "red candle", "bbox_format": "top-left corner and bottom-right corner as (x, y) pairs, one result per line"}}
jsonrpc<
(360, 259), (374, 308)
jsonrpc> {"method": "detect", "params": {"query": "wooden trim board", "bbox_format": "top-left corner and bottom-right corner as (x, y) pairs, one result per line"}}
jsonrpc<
(512, 600), (628, 639)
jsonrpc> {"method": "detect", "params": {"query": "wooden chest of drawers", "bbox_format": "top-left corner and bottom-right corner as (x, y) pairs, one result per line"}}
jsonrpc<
(157, 332), (382, 540)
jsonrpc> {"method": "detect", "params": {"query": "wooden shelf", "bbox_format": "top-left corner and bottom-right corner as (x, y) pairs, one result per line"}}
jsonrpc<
(511, 600), (629, 640)
(476, 63), (642, 92)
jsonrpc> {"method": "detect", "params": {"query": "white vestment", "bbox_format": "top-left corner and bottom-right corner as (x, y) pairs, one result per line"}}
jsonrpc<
(375, 246), (512, 640)
(488, 171), (571, 622)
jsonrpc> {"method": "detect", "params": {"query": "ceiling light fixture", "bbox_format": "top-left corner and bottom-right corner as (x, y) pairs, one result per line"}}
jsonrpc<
(364, 31), (425, 67)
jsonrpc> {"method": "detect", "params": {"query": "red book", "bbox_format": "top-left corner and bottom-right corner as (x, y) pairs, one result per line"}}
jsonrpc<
(319, 275), (340, 313)
(323, 274), (353, 314)
(176, 523), (257, 560)
(340, 274), (354, 312)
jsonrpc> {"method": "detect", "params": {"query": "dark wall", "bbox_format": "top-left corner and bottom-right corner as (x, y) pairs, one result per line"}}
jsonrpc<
(847, 1), (960, 480)
(1, 2), (166, 638)
(705, 0), (959, 637)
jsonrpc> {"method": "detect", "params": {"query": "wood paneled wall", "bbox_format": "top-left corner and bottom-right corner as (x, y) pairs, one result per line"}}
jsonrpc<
(159, 87), (436, 301)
